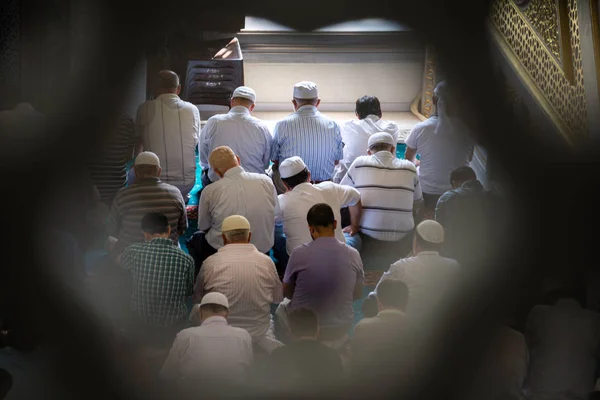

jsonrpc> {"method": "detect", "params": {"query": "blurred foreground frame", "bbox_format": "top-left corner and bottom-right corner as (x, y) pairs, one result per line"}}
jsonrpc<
(1, 0), (597, 399)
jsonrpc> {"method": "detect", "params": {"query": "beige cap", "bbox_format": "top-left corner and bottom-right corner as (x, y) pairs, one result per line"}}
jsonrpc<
(293, 81), (318, 99)
(135, 151), (160, 167)
(200, 292), (229, 308)
(279, 156), (307, 179)
(368, 132), (396, 148)
(416, 220), (445, 244)
(232, 86), (256, 103)
(221, 215), (251, 232)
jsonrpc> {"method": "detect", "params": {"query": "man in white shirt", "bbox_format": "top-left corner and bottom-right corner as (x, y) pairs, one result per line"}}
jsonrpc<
(340, 132), (423, 246)
(404, 81), (474, 212)
(199, 86), (272, 186)
(273, 156), (362, 270)
(134, 70), (200, 201)
(160, 292), (253, 393)
(194, 215), (284, 353)
(188, 146), (278, 275)
(334, 96), (400, 183)
(270, 81), (343, 194)
(368, 220), (460, 326)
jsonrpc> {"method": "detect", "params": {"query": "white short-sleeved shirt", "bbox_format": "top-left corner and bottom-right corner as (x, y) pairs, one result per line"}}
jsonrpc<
(199, 106), (272, 183)
(340, 115), (399, 172)
(197, 166), (278, 253)
(276, 182), (361, 255)
(404, 116), (473, 195)
(135, 94), (200, 186)
(376, 251), (460, 321)
(340, 151), (422, 241)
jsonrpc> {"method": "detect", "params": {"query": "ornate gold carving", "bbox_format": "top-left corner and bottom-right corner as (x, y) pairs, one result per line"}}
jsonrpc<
(490, 0), (588, 139)
(522, 0), (561, 60)
(420, 47), (437, 119)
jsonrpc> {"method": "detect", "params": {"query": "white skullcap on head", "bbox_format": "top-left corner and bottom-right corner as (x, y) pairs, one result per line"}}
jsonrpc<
(368, 132), (396, 148)
(293, 81), (318, 99)
(200, 292), (229, 308)
(232, 86), (256, 103)
(279, 156), (307, 179)
(416, 220), (445, 244)
(222, 215), (251, 232)
(135, 151), (160, 167)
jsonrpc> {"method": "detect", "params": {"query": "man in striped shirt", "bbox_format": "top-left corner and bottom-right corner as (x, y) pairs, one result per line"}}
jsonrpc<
(194, 215), (283, 353)
(199, 86), (272, 185)
(270, 81), (343, 194)
(120, 212), (194, 344)
(340, 132), (423, 245)
(134, 70), (200, 201)
(107, 152), (187, 251)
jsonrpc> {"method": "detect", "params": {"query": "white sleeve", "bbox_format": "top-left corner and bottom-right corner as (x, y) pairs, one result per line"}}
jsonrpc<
(404, 125), (420, 149)
(334, 183), (361, 207)
(197, 188), (213, 231)
(413, 174), (423, 201)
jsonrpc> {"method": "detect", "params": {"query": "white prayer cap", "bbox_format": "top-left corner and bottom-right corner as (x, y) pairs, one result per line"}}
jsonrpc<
(135, 151), (160, 167)
(279, 156), (307, 179)
(368, 132), (396, 148)
(232, 86), (256, 103)
(416, 220), (445, 244)
(293, 81), (318, 99)
(200, 292), (229, 309)
(222, 215), (251, 232)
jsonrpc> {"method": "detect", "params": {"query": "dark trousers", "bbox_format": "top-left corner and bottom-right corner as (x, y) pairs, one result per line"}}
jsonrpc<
(186, 230), (217, 277)
(196, 169), (213, 200)
(422, 192), (442, 213)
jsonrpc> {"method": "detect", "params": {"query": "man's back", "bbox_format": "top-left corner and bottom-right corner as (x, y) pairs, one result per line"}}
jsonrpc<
(121, 238), (194, 327)
(525, 300), (600, 399)
(160, 317), (253, 384)
(285, 237), (363, 327)
(197, 166), (277, 253)
(276, 182), (360, 254)
(381, 252), (460, 320)
(341, 151), (421, 241)
(266, 340), (343, 389)
(405, 116), (473, 195)
(341, 115), (399, 170)
(107, 178), (187, 247)
(135, 94), (200, 186)
(271, 105), (343, 182)
(199, 244), (282, 338)
(200, 106), (272, 182)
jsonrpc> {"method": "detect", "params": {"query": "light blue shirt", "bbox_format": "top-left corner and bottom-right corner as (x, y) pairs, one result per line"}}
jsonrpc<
(270, 105), (343, 182)
(199, 106), (273, 183)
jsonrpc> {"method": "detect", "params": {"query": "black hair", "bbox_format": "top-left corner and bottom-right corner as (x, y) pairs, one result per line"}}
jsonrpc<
(141, 212), (170, 234)
(288, 307), (318, 337)
(415, 229), (441, 252)
(355, 96), (382, 119)
(281, 168), (310, 189)
(307, 203), (335, 228)
(377, 279), (409, 310)
(450, 166), (477, 185)
(200, 304), (228, 314)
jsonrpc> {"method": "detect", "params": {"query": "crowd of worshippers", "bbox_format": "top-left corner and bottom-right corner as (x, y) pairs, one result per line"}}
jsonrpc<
(74, 70), (600, 399)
